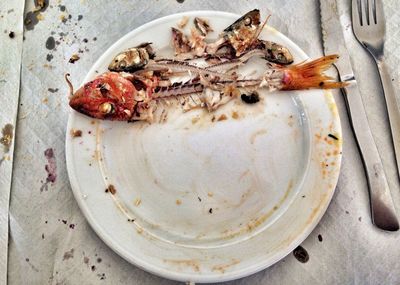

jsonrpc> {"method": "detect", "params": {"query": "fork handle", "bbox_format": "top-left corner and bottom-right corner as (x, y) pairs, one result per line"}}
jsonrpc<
(376, 60), (400, 179)
(341, 82), (399, 231)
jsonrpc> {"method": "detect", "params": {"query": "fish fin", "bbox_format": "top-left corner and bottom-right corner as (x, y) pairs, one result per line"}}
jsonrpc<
(281, 54), (347, 90)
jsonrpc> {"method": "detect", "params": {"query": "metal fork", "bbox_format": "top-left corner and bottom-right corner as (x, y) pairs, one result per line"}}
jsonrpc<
(352, 0), (400, 180)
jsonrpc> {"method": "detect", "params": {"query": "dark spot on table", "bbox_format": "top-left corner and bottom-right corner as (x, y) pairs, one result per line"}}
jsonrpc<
(25, 258), (29, 262)
(197, 196), (202, 202)
(7, 9), (14, 14)
(98, 273), (106, 280)
(293, 246), (309, 263)
(8, 31), (15, 38)
(358, 216), (362, 222)
(318, 234), (323, 242)
(93, 37), (97, 41)
(302, 195), (306, 198)
(63, 248), (74, 260)
(91, 265), (96, 271)
(209, 208), (213, 214)
(83, 38), (88, 43)
(59, 5), (66, 12)
(68, 14), (72, 19)
(45, 36), (55, 50)
(40, 148), (57, 191)
(78, 15), (83, 21)
(83, 256), (89, 264)
(45, 220), (48, 224)
(69, 224), (75, 229)
(97, 258), (102, 263)
(48, 88), (59, 93)
(62, 220), (67, 224)
(41, 233), (45, 239)
(345, 210), (349, 214)
(46, 53), (53, 61)
(24, 11), (40, 30)
(176, 0), (185, 3)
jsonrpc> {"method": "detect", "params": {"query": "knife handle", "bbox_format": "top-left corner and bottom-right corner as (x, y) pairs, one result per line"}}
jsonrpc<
(376, 60), (400, 180)
(342, 83), (399, 231)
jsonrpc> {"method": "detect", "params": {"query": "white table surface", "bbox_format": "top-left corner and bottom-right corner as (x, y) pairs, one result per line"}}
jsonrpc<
(2, 0), (400, 284)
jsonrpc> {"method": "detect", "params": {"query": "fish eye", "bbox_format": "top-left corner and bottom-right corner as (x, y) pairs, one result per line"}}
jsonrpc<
(99, 102), (114, 114)
(244, 17), (252, 26)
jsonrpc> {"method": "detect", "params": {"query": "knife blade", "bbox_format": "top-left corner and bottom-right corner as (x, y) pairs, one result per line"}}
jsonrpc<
(319, 0), (399, 231)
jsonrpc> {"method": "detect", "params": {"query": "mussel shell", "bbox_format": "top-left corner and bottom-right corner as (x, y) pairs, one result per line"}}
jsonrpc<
(108, 43), (155, 72)
(223, 9), (260, 33)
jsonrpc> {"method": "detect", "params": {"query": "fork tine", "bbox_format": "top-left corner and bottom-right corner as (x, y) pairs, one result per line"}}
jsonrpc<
(367, 0), (374, 25)
(371, 0), (377, 24)
(352, 0), (362, 27)
(375, 0), (384, 24)
(360, 0), (368, 26)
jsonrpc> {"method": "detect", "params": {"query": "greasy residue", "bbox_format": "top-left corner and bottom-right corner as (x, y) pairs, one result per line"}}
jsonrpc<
(35, 0), (49, 11)
(0, 124), (14, 153)
(163, 259), (200, 272)
(24, 11), (40, 30)
(222, 180), (294, 239)
(250, 129), (267, 144)
(211, 259), (240, 273)
(24, 0), (48, 31)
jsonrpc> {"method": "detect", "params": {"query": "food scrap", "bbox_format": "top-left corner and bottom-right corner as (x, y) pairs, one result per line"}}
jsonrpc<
(328, 133), (339, 140)
(70, 129), (82, 138)
(134, 198), (141, 206)
(69, 54), (80, 64)
(105, 184), (116, 195)
(177, 16), (189, 29)
(217, 114), (227, 121)
(241, 92), (260, 104)
(293, 246), (309, 263)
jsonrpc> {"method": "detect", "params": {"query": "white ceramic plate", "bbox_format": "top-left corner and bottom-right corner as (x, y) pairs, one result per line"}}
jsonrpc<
(66, 11), (342, 283)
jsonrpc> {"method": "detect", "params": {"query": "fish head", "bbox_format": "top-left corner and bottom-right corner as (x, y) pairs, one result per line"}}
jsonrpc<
(69, 72), (136, 120)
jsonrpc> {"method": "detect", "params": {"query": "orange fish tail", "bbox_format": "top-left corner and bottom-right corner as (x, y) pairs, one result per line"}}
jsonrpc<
(281, 54), (347, 90)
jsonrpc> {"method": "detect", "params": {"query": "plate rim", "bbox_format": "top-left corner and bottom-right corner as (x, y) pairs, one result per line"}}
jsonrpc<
(66, 10), (342, 283)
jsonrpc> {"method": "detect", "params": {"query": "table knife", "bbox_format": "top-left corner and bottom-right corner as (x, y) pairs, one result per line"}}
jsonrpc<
(319, 0), (399, 231)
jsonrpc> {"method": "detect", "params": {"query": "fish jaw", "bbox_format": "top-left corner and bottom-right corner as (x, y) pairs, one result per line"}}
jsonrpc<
(69, 72), (137, 121)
